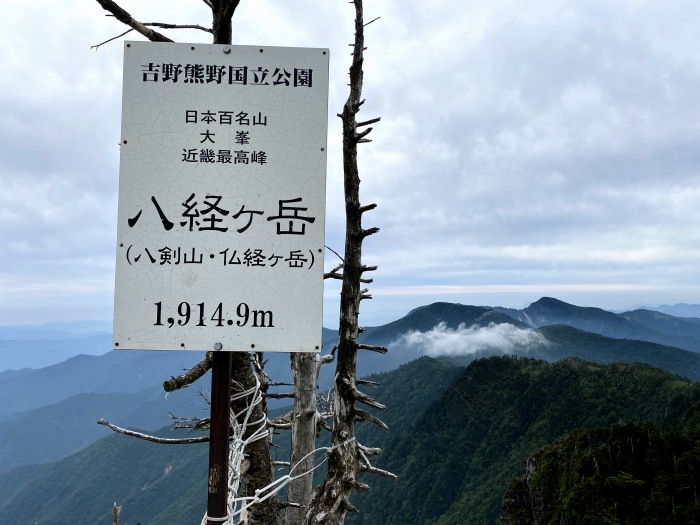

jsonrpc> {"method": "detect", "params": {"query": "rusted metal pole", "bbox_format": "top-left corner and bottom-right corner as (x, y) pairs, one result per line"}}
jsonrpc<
(207, 351), (232, 525)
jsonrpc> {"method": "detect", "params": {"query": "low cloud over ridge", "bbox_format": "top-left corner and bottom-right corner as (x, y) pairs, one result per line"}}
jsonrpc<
(390, 322), (548, 357)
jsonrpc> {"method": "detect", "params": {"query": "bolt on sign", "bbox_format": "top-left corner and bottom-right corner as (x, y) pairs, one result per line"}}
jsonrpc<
(113, 42), (329, 352)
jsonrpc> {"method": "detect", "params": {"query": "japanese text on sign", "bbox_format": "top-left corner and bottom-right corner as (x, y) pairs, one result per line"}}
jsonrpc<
(141, 63), (313, 87)
(113, 42), (329, 352)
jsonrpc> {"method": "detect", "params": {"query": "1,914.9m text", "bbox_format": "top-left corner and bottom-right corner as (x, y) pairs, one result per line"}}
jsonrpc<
(154, 302), (274, 328)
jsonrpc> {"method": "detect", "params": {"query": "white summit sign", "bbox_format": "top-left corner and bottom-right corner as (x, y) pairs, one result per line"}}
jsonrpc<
(113, 41), (329, 352)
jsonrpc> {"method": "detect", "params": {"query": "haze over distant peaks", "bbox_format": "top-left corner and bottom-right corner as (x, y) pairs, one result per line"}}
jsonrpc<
(651, 303), (700, 319)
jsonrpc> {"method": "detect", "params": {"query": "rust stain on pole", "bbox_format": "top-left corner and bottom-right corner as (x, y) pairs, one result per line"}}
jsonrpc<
(208, 464), (221, 494)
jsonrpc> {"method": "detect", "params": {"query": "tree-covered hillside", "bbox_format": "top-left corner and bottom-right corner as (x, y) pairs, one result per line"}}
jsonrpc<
(0, 357), (465, 525)
(501, 423), (700, 524)
(349, 357), (700, 525)
(4, 355), (700, 524)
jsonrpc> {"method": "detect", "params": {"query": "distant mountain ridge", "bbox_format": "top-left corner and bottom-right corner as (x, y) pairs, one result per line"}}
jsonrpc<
(492, 296), (700, 352)
(0, 334), (113, 373)
(0, 350), (206, 416)
(0, 319), (112, 340)
(2, 298), (697, 373)
(652, 302), (700, 318)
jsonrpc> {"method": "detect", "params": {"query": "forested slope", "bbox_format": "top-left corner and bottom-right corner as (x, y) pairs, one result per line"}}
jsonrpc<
(501, 423), (700, 524)
(350, 357), (700, 525)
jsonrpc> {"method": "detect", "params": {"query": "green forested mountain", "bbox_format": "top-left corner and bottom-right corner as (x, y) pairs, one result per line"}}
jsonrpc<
(501, 423), (700, 524)
(0, 427), (209, 525)
(531, 324), (700, 380)
(348, 357), (700, 525)
(0, 357), (465, 525)
(3, 355), (700, 524)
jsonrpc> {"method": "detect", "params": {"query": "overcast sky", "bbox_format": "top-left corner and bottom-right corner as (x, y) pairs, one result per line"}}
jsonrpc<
(2, 0), (700, 327)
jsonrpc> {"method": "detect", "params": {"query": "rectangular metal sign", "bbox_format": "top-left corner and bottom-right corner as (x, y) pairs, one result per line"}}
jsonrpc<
(113, 41), (329, 352)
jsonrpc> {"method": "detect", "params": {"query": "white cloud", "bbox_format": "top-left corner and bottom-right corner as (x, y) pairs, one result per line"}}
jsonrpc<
(389, 322), (548, 357)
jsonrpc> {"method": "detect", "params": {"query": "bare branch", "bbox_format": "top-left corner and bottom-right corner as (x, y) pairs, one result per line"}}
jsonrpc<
(361, 464), (397, 478)
(163, 352), (213, 392)
(364, 16), (381, 27)
(201, 0), (214, 9)
(347, 479), (370, 492)
(355, 408), (388, 429)
(361, 227), (380, 238)
(358, 447), (396, 478)
(358, 444), (381, 456)
(318, 419), (332, 433)
(349, 384), (386, 410)
(92, 28), (134, 50)
(95, 0), (174, 42)
(360, 466), (398, 479)
(269, 421), (293, 430)
(355, 127), (374, 141)
(97, 418), (209, 444)
(343, 498), (359, 513)
(168, 412), (210, 431)
(324, 262), (344, 280)
(142, 21), (213, 34)
(265, 392), (296, 399)
(357, 343), (387, 354)
(269, 411), (293, 427)
(279, 501), (304, 509)
(325, 244), (345, 263)
(357, 117), (381, 127)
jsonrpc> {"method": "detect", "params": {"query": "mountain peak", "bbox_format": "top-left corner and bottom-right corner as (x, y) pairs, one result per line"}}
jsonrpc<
(530, 297), (568, 307)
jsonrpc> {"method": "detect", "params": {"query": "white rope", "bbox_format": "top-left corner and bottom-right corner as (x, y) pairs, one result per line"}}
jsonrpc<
(224, 436), (357, 521)
(203, 515), (229, 523)
(200, 366), (268, 525)
(200, 364), (356, 524)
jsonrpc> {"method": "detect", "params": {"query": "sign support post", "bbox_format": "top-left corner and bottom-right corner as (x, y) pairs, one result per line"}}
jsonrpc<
(207, 352), (233, 524)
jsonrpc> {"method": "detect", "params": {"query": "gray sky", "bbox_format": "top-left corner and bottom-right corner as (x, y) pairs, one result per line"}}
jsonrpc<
(2, 0), (699, 327)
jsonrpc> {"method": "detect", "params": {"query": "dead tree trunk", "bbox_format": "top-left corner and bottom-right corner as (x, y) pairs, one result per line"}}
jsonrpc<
(285, 352), (323, 524)
(305, 1), (392, 523)
(232, 354), (278, 525)
(112, 502), (121, 525)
